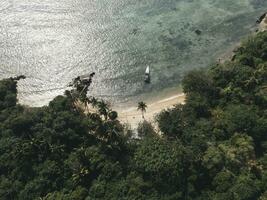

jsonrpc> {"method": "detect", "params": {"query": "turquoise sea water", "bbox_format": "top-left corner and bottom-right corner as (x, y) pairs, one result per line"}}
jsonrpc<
(0, 0), (267, 106)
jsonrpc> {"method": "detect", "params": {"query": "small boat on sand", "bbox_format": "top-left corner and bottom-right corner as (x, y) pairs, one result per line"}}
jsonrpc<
(144, 66), (150, 83)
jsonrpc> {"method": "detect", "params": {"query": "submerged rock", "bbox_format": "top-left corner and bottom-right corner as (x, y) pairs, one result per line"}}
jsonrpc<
(195, 29), (202, 35)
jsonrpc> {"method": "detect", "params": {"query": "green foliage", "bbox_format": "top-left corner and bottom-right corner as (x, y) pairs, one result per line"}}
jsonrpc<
(156, 105), (185, 139)
(137, 101), (147, 119)
(108, 111), (118, 121)
(182, 70), (218, 100)
(1, 31), (267, 199)
(133, 137), (190, 197)
(0, 78), (17, 110)
(156, 31), (267, 199)
(137, 120), (156, 138)
(0, 78), (127, 200)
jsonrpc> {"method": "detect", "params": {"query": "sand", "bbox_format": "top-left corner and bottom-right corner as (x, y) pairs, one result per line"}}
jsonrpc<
(259, 15), (267, 31)
(115, 93), (185, 129)
(113, 13), (267, 129)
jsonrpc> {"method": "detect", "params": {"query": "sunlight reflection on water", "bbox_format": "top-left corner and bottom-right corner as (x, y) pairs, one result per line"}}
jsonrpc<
(0, 0), (266, 106)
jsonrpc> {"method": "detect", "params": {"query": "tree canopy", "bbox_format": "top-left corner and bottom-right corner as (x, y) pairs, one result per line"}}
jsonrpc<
(1, 31), (267, 200)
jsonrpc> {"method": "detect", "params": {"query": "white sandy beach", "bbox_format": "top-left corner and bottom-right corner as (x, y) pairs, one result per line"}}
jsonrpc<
(115, 93), (185, 129)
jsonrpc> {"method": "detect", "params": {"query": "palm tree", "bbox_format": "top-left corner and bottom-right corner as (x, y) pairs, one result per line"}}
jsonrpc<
(97, 100), (110, 120)
(64, 90), (79, 108)
(89, 97), (99, 109)
(69, 73), (95, 106)
(83, 97), (92, 113)
(137, 101), (147, 119)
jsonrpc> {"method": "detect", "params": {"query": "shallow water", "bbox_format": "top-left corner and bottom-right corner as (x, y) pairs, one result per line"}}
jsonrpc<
(0, 0), (267, 106)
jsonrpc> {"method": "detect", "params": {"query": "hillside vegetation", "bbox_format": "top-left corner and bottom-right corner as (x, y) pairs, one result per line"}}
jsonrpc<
(1, 32), (267, 200)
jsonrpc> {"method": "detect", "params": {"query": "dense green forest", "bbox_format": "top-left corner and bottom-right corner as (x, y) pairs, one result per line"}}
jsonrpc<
(1, 31), (267, 200)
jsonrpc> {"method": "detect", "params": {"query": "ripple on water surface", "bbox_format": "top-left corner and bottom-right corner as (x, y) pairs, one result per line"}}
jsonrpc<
(0, 0), (267, 106)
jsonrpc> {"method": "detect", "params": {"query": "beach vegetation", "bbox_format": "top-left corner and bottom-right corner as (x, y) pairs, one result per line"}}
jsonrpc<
(1, 31), (267, 199)
(137, 101), (147, 119)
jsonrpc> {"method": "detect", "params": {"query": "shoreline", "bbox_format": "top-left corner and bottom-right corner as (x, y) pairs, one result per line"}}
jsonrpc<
(115, 15), (267, 129)
(116, 93), (185, 129)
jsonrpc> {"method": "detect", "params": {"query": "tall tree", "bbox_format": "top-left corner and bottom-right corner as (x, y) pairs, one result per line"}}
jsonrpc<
(137, 101), (147, 119)
(97, 100), (110, 121)
(88, 97), (99, 108)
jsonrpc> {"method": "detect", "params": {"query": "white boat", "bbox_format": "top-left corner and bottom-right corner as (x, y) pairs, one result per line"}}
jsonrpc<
(145, 66), (150, 74)
(144, 66), (150, 83)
